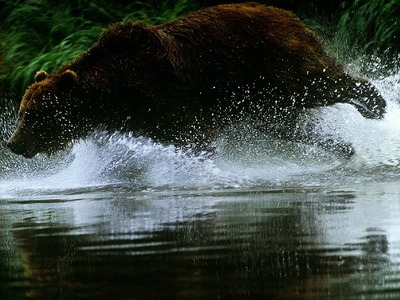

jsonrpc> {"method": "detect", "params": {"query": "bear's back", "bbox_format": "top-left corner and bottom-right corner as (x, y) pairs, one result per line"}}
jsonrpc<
(153, 3), (341, 93)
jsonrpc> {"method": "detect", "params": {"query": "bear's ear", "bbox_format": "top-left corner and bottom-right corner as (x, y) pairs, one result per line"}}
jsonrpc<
(34, 71), (49, 83)
(58, 70), (79, 88)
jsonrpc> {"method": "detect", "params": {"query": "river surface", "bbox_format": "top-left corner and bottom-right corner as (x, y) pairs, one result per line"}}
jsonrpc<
(1, 66), (400, 299)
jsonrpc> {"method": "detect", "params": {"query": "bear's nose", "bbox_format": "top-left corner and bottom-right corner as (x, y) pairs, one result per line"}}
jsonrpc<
(7, 139), (25, 155)
(7, 137), (38, 158)
(7, 139), (29, 156)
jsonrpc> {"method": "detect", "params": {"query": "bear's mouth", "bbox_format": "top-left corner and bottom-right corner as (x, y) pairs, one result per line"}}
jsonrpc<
(12, 144), (62, 159)
(7, 139), (38, 159)
(22, 147), (39, 159)
(8, 126), (74, 158)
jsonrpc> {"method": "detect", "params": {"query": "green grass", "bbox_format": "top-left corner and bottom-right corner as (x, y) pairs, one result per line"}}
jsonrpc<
(336, 0), (400, 60)
(2, 0), (399, 102)
(0, 0), (199, 99)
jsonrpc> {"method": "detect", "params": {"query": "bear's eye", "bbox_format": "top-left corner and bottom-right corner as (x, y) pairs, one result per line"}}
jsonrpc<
(24, 110), (44, 122)
(25, 108), (57, 125)
(23, 111), (36, 123)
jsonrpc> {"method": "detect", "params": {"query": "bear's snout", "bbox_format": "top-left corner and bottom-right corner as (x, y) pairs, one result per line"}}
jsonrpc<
(7, 138), (37, 158)
(7, 139), (24, 155)
(7, 126), (38, 158)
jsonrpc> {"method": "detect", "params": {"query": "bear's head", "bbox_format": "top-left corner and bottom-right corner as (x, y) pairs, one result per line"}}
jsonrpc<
(7, 69), (82, 158)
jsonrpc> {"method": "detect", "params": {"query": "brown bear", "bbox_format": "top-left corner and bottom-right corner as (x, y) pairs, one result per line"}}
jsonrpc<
(7, 3), (386, 158)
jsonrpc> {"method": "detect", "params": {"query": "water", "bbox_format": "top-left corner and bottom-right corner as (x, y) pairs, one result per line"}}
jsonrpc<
(1, 65), (400, 299)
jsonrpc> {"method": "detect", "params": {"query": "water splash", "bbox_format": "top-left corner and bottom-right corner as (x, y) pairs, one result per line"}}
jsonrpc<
(314, 70), (400, 168)
(1, 66), (400, 194)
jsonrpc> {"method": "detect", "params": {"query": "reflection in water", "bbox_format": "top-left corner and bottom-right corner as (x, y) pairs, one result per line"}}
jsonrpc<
(1, 186), (400, 299)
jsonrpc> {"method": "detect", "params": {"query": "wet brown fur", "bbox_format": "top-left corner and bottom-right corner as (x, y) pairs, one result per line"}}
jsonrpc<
(8, 3), (386, 158)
